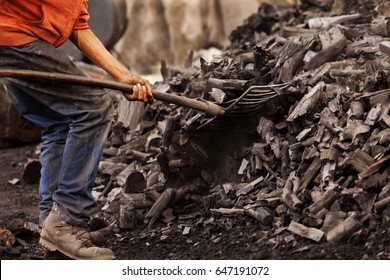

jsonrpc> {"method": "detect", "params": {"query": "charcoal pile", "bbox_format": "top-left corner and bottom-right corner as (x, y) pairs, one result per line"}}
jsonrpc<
(88, 0), (390, 256)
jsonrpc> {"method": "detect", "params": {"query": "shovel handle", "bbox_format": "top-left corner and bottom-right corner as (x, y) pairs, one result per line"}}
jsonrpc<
(0, 69), (225, 116)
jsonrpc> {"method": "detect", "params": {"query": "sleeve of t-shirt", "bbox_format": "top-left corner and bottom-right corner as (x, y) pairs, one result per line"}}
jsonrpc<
(74, 0), (90, 30)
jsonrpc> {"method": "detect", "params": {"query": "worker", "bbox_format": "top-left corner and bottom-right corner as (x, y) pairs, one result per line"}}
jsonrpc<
(0, 0), (154, 260)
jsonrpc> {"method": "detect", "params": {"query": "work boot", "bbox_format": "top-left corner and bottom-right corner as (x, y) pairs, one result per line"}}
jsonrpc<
(39, 207), (115, 260)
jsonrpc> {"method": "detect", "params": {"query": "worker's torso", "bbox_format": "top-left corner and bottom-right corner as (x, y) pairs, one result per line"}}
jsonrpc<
(0, 0), (89, 47)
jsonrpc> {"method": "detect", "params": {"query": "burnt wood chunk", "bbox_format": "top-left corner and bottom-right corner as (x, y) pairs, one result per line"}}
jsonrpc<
(345, 149), (376, 173)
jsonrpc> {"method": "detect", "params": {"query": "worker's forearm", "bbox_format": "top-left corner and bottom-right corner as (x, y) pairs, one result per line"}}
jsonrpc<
(70, 29), (131, 81)
(69, 28), (154, 103)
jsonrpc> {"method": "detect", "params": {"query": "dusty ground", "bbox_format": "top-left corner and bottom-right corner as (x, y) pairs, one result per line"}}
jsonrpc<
(0, 143), (389, 260)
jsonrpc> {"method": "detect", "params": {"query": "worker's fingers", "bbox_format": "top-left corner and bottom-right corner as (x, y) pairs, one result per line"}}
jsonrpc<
(136, 83), (150, 103)
(141, 85), (149, 103)
(130, 76), (154, 103)
(138, 82), (154, 104)
(136, 83), (145, 102)
(132, 84), (139, 100)
(123, 78), (154, 104)
(145, 83), (154, 103)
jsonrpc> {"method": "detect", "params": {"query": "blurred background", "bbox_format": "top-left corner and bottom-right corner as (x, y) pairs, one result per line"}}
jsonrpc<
(61, 0), (292, 74)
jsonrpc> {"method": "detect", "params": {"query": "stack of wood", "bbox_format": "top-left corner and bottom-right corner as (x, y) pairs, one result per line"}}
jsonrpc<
(92, 0), (390, 247)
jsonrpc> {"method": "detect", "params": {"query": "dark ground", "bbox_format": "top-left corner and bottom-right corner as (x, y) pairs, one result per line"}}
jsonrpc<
(0, 144), (389, 260)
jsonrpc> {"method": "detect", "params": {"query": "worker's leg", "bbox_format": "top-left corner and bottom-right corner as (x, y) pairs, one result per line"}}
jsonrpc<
(0, 41), (115, 227)
(0, 81), (71, 225)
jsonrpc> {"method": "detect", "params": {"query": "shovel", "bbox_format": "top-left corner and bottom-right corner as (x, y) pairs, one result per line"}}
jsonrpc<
(0, 69), (290, 119)
(0, 68), (226, 116)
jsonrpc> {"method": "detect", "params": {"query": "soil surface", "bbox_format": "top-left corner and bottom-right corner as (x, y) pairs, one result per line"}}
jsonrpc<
(0, 144), (389, 260)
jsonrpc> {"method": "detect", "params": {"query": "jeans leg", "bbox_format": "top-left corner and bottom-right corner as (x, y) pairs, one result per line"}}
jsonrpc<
(0, 41), (115, 227)
(53, 104), (114, 225)
(39, 126), (69, 225)
(2, 80), (71, 225)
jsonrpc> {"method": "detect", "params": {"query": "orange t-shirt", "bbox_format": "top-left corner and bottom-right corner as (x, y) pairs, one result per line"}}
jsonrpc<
(0, 0), (90, 47)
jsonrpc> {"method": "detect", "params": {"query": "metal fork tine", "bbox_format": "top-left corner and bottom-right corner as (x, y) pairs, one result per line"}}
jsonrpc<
(197, 82), (291, 129)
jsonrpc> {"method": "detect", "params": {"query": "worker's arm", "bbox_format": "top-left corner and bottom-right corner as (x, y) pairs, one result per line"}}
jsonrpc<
(69, 28), (154, 103)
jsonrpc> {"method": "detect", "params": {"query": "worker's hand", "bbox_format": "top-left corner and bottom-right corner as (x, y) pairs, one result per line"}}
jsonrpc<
(117, 74), (154, 104)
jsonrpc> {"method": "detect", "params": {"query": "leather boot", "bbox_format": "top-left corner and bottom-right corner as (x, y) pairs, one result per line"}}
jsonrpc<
(40, 206), (115, 260)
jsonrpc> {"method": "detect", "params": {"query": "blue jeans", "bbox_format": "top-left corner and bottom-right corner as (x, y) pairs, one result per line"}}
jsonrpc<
(0, 40), (115, 227)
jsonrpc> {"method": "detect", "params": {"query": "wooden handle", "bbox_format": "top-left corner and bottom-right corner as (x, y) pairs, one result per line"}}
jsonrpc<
(0, 69), (225, 116)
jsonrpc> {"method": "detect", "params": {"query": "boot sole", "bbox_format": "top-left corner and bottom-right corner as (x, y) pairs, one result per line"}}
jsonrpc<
(39, 237), (115, 260)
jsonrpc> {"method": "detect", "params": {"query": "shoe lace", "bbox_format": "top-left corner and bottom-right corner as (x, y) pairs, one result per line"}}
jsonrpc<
(70, 226), (94, 247)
